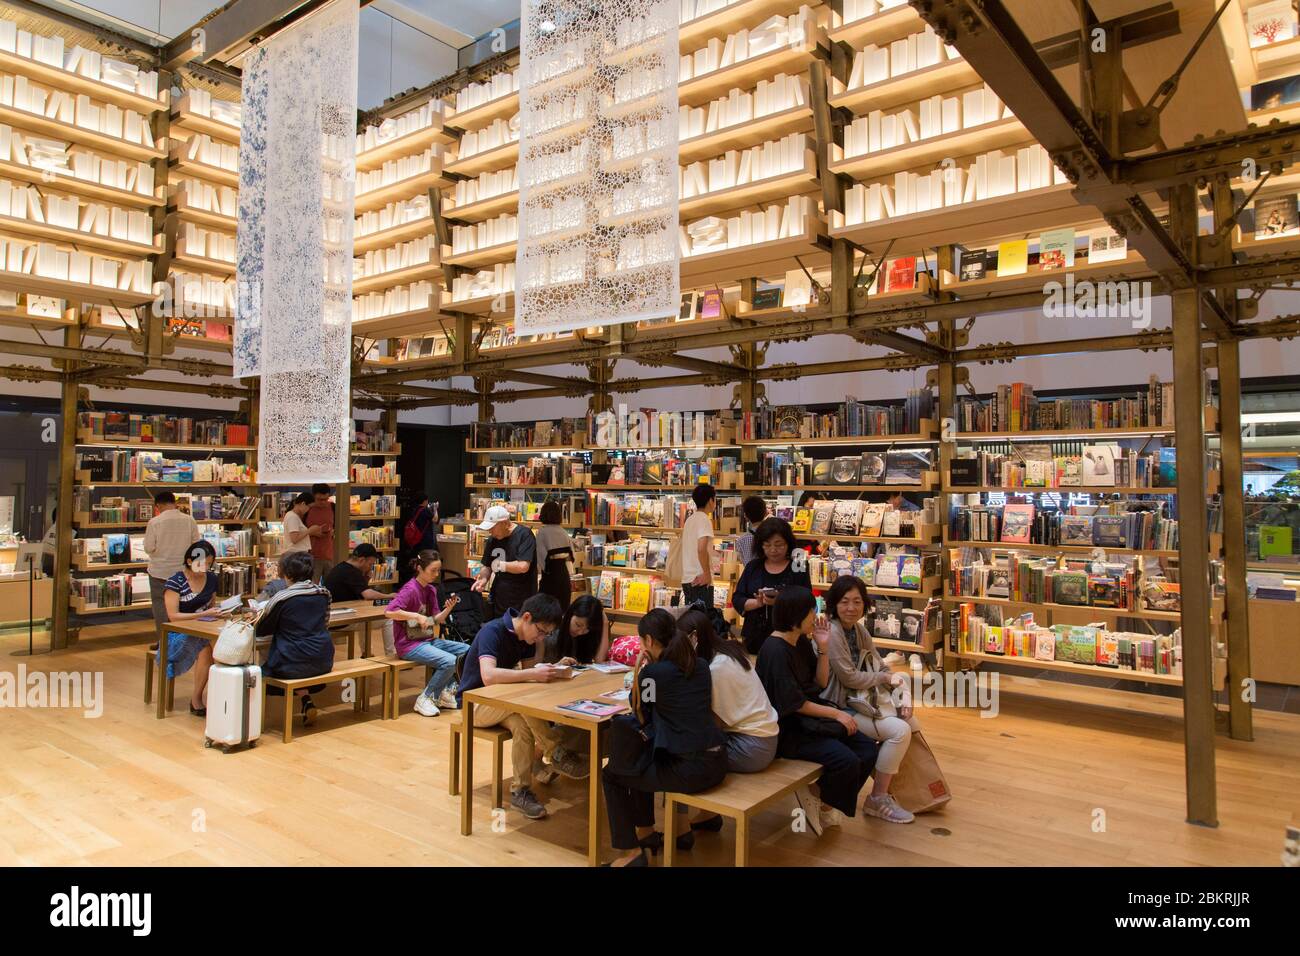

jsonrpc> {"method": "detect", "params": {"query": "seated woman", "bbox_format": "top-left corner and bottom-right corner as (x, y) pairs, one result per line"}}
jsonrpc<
(601, 608), (727, 867)
(157, 540), (225, 717)
(255, 550), (334, 725)
(755, 586), (877, 835)
(732, 517), (812, 656)
(384, 549), (467, 717)
(820, 575), (920, 824)
(677, 606), (779, 835)
(542, 594), (609, 666)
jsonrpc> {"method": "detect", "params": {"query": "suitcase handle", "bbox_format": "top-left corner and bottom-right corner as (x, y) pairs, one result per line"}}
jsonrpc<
(239, 665), (254, 746)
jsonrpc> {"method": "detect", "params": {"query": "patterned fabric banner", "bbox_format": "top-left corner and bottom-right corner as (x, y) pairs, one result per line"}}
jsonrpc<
(234, 0), (357, 484)
(515, 0), (680, 334)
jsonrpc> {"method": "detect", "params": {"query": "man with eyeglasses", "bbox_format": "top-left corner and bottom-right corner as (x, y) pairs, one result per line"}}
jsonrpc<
(455, 592), (588, 820)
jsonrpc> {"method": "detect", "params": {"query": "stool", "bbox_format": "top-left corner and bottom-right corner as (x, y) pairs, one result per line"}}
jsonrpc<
(448, 715), (512, 809)
(143, 647), (175, 711)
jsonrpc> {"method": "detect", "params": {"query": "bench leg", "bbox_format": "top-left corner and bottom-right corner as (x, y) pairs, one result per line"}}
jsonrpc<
(663, 795), (677, 868)
(282, 692), (293, 744)
(347, 631), (355, 660)
(734, 814), (749, 867)
(354, 676), (365, 714)
(143, 653), (153, 704)
(448, 727), (460, 796)
(165, 676), (174, 713)
(155, 624), (168, 719)
(491, 737), (504, 809)
(260, 680), (267, 738)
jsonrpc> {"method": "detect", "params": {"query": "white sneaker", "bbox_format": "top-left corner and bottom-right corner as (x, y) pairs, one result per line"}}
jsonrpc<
(819, 806), (845, 830)
(794, 786), (824, 836)
(437, 688), (461, 710)
(863, 793), (915, 824)
(413, 693), (440, 717)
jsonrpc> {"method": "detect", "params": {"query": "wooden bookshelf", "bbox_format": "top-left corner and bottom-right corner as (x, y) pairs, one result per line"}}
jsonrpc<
(680, 0), (804, 47)
(169, 149), (239, 188)
(677, 30), (827, 108)
(938, 250), (1149, 296)
(75, 481), (261, 489)
(942, 539), (1180, 558)
(0, 103), (166, 162)
(827, 5), (923, 48)
(949, 649), (1187, 686)
(954, 425), (1180, 441)
(168, 200), (236, 233)
(442, 189), (520, 224)
(351, 306), (452, 339)
(0, 210), (161, 257)
(829, 116), (1029, 181)
(353, 216), (436, 256)
(355, 120), (453, 172)
(349, 515), (397, 522)
(678, 104), (814, 164)
(679, 153), (820, 219)
(0, 158), (165, 209)
(738, 420), (937, 446)
(77, 440), (256, 452)
(73, 552), (259, 572)
(681, 215), (829, 286)
(355, 168), (450, 214)
(170, 106), (239, 144)
(351, 445), (402, 456)
(352, 260), (441, 295)
(70, 598), (153, 616)
(0, 304), (76, 330)
(446, 140), (520, 179)
(945, 485), (1178, 495)
(445, 92), (520, 132)
(0, 49), (168, 114)
(444, 239), (518, 269)
(0, 269), (156, 307)
(171, 250), (236, 278)
(941, 590), (1181, 622)
(829, 58), (981, 115)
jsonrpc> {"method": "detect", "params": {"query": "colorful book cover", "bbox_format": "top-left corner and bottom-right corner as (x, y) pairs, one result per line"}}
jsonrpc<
(995, 239), (1028, 276)
(1260, 525), (1293, 558)
(1034, 630), (1055, 660)
(1060, 515), (1094, 546)
(556, 698), (627, 717)
(1081, 444), (1116, 486)
(1254, 195), (1300, 239)
(623, 580), (651, 614)
(810, 500), (836, 534)
(1000, 503), (1035, 543)
(984, 625), (1005, 655)
(699, 290), (723, 319)
(791, 508), (812, 533)
(1052, 571), (1090, 606)
(885, 256), (916, 292)
(1038, 228), (1075, 270)
(1053, 625), (1099, 664)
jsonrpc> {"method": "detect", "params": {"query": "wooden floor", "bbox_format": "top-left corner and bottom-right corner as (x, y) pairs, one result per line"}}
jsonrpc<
(1, 623), (1297, 866)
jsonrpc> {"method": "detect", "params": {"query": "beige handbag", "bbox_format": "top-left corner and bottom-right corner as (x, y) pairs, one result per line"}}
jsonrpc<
(890, 730), (952, 814)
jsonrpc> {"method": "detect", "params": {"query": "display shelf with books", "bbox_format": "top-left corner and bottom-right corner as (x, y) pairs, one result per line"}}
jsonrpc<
(941, 225), (1148, 293)
(0, 295), (76, 330)
(356, 99), (452, 171)
(827, 0), (923, 48)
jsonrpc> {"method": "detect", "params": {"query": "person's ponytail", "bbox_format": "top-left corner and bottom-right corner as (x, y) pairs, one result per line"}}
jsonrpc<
(410, 549), (440, 576)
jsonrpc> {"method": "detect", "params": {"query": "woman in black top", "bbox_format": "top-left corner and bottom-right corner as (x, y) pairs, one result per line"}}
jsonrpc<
(601, 608), (727, 867)
(732, 517), (813, 655)
(755, 586), (877, 834)
(256, 551), (335, 726)
(542, 594), (609, 665)
(535, 499), (575, 615)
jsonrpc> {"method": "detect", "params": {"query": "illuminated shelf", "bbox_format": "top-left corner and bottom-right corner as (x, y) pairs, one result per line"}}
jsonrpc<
(828, 59), (980, 115)
(169, 200), (236, 233)
(0, 158), (164, 209)
(679, 154), (819, 219)
(938, 250), (1149, 296)
(681, 217), (829, 286)
(0, 211), (160, 257)
(351, 307), (452, 338)
(950, 649), (1186, 686)
(352, 260), (441, 295)
(171, 251), (236, 277)
(0, 270), (155, 306)
(678, 104), (814, 164)
(170, 151), (239, 188)
(0, 103), (166, 162)
(443, 289), (512, 315)
(443, 190), (520, 224)
(355, 121), (454, 172)
(170, 106), (239, 144)
(355, 169), (449, 214)
(945, 485), (1179, 495)
(446, 140), (519, 178)
(353, 216), (435, 256)
(680, 0), (806, 47)
(443, 239), (517, 269)
(941, 590), (1181, 622)
(829, 117), (1029, 181)
(0, 305), (75, 329)
(0, 49), (168, 114)
(677, 32), (827, 108)
(827, 5), (924, 48)
(445, 92), (519, 132)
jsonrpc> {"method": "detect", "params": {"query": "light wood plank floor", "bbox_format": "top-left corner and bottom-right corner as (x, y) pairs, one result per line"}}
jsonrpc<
(1, 625), (1296, 866)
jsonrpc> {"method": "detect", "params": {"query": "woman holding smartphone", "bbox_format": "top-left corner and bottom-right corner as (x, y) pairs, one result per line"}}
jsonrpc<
(385, 549), (468, 717)
(755, 586), (877, 834)
(731, 517), (812, 655)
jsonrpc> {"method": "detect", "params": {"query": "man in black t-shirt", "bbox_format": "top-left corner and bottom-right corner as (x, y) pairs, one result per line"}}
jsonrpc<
(323, 543), (390, 603)
(471, 505), (538, 618)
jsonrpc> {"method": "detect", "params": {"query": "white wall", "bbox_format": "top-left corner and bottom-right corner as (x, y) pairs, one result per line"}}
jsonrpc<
(358, 5), (458, 111)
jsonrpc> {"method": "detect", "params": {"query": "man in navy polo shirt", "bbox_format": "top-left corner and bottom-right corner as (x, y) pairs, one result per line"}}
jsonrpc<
(457, 593), (589, 819)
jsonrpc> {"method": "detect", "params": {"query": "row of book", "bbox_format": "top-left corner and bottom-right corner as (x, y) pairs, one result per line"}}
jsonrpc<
(807, 547), (938, 591)
(738, 394), (933, 441)
(76, 451), (254, 484)
(604, 455), (739, 486)
(587, 493), (739, 530)
(576, 533), (734, 579)
(74, 495), (153, 524)
(348, 526), (396, 551)
(478, 458), (590, 486)
(77, 529), (256, 565)
(953, 379), (1175, 433)
(862, 596), (942, 645)
(949, 444), (1173, 489)
(793, 498), (939, 538)
(353, 423), (397, 452)
(949, 554), (1179, 613)
(947, 503), (1179, 550)
(349, 463), (399, 485)
(952, 611), (1184, 676)
(351, 494), (397, 517)
(71, 572), (147, 609)
(472, 418), (588, 448)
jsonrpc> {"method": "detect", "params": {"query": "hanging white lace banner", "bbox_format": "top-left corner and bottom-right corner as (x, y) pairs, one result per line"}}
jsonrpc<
(515, 0), (680, 334)
(234, 0), (357, 483)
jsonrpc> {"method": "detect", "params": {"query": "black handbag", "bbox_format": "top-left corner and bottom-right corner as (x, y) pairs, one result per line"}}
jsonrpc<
(799, 714), (849, 740)
(607, 712), (654, 776)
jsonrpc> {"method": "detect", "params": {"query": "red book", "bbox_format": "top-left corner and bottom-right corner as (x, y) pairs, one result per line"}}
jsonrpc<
(226, 424), (250, 445)
(885, 256), (916, 292)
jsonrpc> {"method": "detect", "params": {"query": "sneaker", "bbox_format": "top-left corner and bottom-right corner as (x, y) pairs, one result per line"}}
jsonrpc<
(863, 793), (915, 824)
(511, 787), (548, 820)
(819, 806), (845, 830)
(548, 747), (590, 780)
(413, 693), (440, 717)
(794, 785), (824, 836)
(531, 758), (558, 785)
(300, 695), (318, 726)
(437, 688), (461, 710)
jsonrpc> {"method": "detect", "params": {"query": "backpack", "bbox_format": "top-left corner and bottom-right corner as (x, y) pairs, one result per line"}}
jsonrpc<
(437, 570), (487, 645)
(403, 506), (428, 549)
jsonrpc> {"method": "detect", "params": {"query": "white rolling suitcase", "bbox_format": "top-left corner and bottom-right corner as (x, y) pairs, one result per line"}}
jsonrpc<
(204, 664), (262, 753)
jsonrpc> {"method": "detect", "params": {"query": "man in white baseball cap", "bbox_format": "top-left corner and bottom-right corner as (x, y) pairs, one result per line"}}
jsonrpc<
(471, 504), (539, 618)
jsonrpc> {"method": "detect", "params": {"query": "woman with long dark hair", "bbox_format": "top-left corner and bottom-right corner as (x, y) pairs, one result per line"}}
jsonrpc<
(600, 608), (726, 867)
(731, 516), (812, 655)
(542, 593), (609, 665)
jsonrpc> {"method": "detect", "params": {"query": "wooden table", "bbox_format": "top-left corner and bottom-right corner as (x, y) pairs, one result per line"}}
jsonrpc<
(155, 600), (388, 718)
(460, 669), (628, 866)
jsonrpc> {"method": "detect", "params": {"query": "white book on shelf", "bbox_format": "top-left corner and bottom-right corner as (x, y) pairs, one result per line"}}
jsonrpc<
(963, 89), (983, 129)
(899, 108), (919, 143)
(881, 182), (895, 218)
(941, 96), (960, 134)
(16, 30), (32, 60)
(68, 250), (90, 284)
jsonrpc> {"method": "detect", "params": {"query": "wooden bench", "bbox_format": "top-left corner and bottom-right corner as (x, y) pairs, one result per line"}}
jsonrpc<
(366, 655), (434, 719)
(142, 647), (175, 711)
(447, 714), (513, 810)
(663, 759), (822, 867)
(261, 657), (390, 743)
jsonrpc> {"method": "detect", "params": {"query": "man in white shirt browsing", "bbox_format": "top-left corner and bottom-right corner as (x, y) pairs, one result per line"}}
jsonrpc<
(680, 483), (717, 608)
(144, 491), (200, 642)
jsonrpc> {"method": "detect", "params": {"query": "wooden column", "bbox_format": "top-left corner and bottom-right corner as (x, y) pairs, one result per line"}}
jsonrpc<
(49, 321), (80, 650)
(1217, 337), (1253, 741)
(1172, 286), (1217, 827)
(933, 318), (957, 670)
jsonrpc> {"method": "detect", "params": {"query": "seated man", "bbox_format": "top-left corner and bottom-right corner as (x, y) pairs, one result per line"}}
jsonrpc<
(324, 543), (390, 602)
(456, 593), (589, 820)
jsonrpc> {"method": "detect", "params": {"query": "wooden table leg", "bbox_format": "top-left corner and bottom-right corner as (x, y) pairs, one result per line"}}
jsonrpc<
(460, 699), (474, 836)
(363, 621), (372, 658)
(282, 692), (292, 744)
(663, 795), (677, 868)
(734, 814), (749, 867)
(587, 723), (602, 867)
(155, 624), (168, 719)
(449, 727), (460, 796)
(348, 630), (355, 660)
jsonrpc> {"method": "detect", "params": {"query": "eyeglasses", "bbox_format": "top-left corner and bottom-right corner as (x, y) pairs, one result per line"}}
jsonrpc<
(535, 625), (556, 640)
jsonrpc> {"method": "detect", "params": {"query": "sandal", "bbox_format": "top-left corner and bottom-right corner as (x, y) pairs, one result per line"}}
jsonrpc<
(189, 703), (206, 718)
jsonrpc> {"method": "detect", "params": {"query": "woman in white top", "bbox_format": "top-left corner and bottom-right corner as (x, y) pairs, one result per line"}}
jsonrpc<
(821, 575), (920, 824)
(675, 607), (780, 834)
